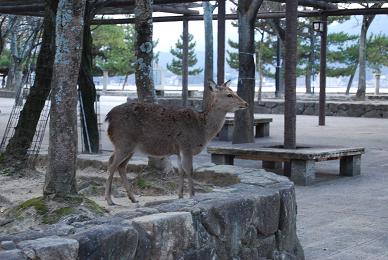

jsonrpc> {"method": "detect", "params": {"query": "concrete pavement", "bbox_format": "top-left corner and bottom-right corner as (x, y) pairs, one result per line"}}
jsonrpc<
(1, 96), (388, 259)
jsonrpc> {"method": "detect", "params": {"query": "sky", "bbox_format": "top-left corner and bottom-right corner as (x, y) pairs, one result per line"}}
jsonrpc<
(152, 3), (388, 53)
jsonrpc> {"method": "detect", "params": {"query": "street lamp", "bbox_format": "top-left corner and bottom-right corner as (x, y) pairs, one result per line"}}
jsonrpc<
(313, 21), (324, 33)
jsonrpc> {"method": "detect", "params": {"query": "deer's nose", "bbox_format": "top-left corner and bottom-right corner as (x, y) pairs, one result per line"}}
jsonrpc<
(240, 102), (248, 108)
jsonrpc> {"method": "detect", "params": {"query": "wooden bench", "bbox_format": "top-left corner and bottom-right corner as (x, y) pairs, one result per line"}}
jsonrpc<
(207, 144), (365, 186)
(218, 117), (272, 141)
(155, 89), (198, 98)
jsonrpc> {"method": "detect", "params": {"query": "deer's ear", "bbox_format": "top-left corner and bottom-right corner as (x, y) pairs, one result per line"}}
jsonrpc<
(208, 80), (218, 92)
(223, 80), (232, 88)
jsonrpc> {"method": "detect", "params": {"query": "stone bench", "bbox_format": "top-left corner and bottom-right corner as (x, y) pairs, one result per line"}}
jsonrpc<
(218, 117), (273, 141)
(208, 144), (365, 186)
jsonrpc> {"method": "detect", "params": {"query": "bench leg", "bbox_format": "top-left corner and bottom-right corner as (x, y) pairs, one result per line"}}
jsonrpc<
(218, 125), (233, 141)
(262, 161), (282, 170)
(211, 154), (234, 165)
(289, 159), (315, 186)
(255, 123), (270, 137)
(340, 155), (361, 176)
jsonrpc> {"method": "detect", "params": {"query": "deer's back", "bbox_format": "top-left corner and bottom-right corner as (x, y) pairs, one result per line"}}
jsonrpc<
(106, 102), (207, 156)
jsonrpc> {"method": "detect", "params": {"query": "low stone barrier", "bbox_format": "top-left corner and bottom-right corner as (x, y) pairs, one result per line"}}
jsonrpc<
(255, 100), (388, 118)
(155, 98), (388, 119)
(0, 165), (304, 260)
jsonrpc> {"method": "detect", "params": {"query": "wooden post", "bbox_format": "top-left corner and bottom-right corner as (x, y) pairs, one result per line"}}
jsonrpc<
(275, 35), (281, 97)
(217, 0), (225, 85)
(182, 17), (189, 107)
(319, 15), (327, 126)
(284, 0), (298, 149)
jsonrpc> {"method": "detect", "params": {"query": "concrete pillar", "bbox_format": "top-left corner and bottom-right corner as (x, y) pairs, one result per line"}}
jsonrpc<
(340, 155), (361, 176)
(290, 159), (315, 186)
(102, 70), (109, 91)
(375, 72), (381, 95)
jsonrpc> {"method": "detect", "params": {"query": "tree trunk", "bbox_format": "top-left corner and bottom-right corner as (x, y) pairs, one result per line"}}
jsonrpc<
(202, 2), (215, 108)
(356, 18), (368, 99)
(44, 0), (86, 198)
(346, 63), (357, 95)
(122, 74), (128, 90)
(78, 11), (99, 153)
(284, 0), (298, 149)
(2, 1), (58, 171)
(134, 0), (173, 174)
(356, 4), (382, 99)
(134, 0), (155, 103)
(232, 0), (263, 144)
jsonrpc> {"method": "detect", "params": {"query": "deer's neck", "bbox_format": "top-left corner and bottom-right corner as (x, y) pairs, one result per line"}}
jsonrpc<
(202, 104), (228, 141)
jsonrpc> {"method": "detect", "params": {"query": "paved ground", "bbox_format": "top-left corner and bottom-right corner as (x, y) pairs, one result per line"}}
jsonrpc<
(1, 96), (388, 259)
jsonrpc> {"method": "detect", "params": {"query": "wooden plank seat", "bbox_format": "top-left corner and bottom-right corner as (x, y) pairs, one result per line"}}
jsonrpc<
(218, 116), (273, 141)
(155, 89), (198, 97)
(207, 144), (365, 186)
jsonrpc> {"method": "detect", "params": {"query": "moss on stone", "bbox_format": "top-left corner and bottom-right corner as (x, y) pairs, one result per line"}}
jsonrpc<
(43, 207), (75, 224)
(17, 197), (48, 216)
(14, 196), (106, 225)
(82, 197), (107, 215)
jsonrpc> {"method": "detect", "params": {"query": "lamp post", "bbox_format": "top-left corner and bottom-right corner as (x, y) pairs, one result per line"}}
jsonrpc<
(313, 17), (327, 126)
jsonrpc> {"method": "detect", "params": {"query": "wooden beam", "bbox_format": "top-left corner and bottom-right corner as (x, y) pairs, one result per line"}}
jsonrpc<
(91, 8), (388, 25)
(153, 5), (199, 15)
(319, 15), (328, 126)
(217, 0), (225, 85)
(182, 17), (189, 107)
(284, 0), (298, 149)
(269, 0), (337, 10)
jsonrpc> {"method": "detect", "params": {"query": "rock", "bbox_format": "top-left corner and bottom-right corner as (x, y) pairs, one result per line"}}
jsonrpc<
(17, 236), (78, 260)
(0, 240), (16, 250)
(71, 224), (138, 260)
(132, 212), (196, 260)
(0, 249), (26, 260)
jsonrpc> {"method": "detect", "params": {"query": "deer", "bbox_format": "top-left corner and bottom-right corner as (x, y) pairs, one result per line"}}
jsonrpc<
(104, 80), (248, 205)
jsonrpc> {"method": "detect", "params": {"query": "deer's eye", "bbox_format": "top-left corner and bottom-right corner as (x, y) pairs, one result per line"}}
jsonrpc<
(227, 94), (233, 97)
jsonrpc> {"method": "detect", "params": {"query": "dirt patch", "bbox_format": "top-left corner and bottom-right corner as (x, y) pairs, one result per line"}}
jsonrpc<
(0, 164), (238, 234)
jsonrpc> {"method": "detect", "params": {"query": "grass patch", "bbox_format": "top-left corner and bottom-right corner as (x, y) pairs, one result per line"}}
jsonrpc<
(137, 178), (152, 189)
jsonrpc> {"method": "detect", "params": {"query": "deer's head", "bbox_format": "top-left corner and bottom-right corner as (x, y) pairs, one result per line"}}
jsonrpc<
(208, 80), (248, 112)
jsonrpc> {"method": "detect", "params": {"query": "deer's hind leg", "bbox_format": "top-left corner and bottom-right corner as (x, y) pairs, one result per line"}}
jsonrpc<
(181, 150), (195, 197)
(177, 154), (184, 198)
(105, 147), (134, 205)
(117, 157), (138, 203)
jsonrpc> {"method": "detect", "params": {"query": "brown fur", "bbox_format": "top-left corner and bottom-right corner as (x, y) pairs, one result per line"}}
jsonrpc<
(104, 81), (248, 205)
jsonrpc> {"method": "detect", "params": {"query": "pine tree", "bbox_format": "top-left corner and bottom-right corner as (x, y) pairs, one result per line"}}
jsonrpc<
(167, 33), (202, 76)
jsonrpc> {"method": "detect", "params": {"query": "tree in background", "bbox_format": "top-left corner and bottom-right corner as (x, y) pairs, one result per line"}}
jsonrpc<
(92, 24), (136, 80)
(367, 34), (388, 93)
(227, 35), (276, 99)
(326, 32), (358, 94)
(356, 2), (383, 99)
(367, 34), (388, 74)
(167, 33), (202, 76)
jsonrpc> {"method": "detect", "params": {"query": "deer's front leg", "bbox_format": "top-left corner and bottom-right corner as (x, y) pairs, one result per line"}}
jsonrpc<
(177, 154), (184, 198)
(181, 150), (195, 197)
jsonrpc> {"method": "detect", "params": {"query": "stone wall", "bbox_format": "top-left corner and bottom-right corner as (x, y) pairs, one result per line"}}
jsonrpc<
(255, 100), (388, 118)
(155, 98), (388, 119)
(0, 166), (304, 260)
